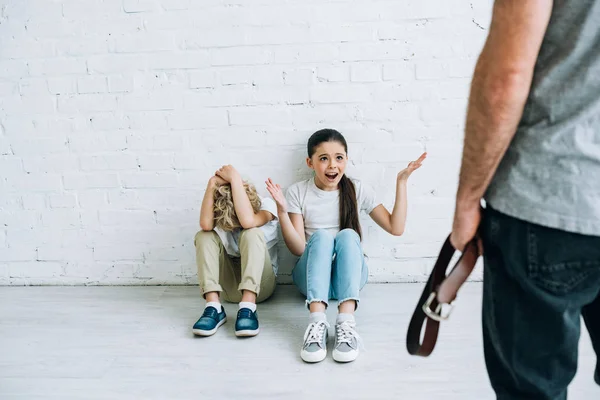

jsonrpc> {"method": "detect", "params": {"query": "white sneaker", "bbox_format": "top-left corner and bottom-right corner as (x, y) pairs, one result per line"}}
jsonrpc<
(300, 320), (330, 363)
(332, 320), (361, 363)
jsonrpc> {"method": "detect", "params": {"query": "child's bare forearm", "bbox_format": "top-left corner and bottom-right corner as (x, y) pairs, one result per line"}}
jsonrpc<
(278, 211), (305, 256)
(200, 179), (216, 231)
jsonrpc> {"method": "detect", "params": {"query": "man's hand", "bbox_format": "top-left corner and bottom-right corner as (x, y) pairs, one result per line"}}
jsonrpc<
(450, 201), (483, 254)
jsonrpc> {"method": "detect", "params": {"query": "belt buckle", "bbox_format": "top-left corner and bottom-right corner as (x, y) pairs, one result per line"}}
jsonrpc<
(422, 292), (454, 322)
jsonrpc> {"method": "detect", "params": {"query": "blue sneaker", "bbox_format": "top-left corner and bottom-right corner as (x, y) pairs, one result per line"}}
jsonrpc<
(235, 308), (260, 337)
(192, 306), (227, 337)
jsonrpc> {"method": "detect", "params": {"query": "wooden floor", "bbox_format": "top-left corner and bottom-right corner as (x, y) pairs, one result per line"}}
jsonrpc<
(0, 284), (597, 400)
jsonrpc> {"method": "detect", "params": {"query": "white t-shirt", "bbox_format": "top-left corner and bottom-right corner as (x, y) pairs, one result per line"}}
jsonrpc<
(214, 196), (279, 274)
(286, 177), (379, 240)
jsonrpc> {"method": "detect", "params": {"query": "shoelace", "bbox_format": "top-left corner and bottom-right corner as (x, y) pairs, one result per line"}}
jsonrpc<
(201, 307), (219, 319)
(335, 320), (363, 350)
(303, 320), (330, 348)
(237, 308), (254, 319)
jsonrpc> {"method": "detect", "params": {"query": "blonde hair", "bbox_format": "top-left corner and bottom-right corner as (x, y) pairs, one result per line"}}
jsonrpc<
(213, 182), (261, 231)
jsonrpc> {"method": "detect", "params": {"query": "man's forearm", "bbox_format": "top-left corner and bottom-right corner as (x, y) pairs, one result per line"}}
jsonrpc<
(457, 0), (552, 208)
(457, 57), (533, 207)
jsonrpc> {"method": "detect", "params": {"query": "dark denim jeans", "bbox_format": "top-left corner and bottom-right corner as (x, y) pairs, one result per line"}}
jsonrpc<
(481, 206), (600, 399)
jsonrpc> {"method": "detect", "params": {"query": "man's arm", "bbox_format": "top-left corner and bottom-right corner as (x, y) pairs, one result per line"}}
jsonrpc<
(451, 0), (553, 250)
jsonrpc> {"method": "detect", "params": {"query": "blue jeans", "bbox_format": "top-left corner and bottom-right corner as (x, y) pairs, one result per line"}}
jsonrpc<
(292, 229), (368, 308)
(482, 206), (600, 399)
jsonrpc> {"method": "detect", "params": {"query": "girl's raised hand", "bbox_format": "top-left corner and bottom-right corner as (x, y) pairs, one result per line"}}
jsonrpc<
(265, 178), (287, 213)
(397, 152), (427, 182)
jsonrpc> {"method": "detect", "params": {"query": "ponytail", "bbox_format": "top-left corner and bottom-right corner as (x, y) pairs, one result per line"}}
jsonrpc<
(339, 174), (362, 240)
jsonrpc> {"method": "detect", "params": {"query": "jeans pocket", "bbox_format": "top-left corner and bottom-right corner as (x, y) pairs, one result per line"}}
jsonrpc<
(527, 223), (600, 295)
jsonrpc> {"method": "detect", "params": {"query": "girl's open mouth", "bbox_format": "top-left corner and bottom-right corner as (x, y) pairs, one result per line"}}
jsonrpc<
(325, 172), (339, 182)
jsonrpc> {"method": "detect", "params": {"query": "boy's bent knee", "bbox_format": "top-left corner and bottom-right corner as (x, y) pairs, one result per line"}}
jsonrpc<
(194, 230), (220, 247)
(239, 227), (266, 243)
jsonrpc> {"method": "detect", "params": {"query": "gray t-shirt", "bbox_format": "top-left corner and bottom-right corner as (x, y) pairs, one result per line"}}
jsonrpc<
(485, 1), (600, 236)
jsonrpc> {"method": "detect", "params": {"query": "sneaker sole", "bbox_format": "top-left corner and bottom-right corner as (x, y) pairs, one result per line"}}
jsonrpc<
(235, 328), (260, 337)
(192, 317), (227, 337)
(301, 350), (327, 363)
(332, 349), (359, 363)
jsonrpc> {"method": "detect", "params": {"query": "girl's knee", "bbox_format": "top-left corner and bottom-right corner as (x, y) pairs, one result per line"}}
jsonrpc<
(335, 228), (360, 244)
(309, 229), (335, 244)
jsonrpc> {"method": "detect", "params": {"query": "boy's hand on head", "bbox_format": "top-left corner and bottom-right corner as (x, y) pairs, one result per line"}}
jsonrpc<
(215, 165), (241, 184)
(265, 178), (287, 213)
(397, 152), (427, 182)
(209, 175), (228, 188)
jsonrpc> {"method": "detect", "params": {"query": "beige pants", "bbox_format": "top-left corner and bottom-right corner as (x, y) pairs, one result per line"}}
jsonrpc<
(194, 228), (276, 303)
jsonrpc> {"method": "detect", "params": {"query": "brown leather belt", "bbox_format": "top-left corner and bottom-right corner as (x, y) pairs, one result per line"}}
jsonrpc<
(406, 235), (480, 357)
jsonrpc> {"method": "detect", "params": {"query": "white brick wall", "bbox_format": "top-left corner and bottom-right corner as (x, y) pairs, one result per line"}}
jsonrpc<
(0, 0), (493, 285)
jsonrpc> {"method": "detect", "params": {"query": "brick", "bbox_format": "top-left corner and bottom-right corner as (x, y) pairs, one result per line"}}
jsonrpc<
(41, 210), (81, 228)
(0, 60), (29, 78)
(63, 173), (120, 189)
(28, 58), (87, 76)
(108, 76), (134, 93)
(0, 211), (38, 229)
(21, 194), (46, 210)
(37, 246), (94, 262)
(7, 174), (63, 192)
(137, 154), (174, 171)
(123, 0), (159, 13)
(0, 81), (18, 96)
(58, 94), (118, 113)
(8, 261), (63, 278)
(316, 66), (350, 83)
(79, 154), (138, 171)
(114, 32), (175, 53)
(211, 47), (272, 66)
(0, 158), (24, 175)
(0, 247), (37, 262)
(90, 114), (133, 130)
(382, 62), (415, 82)
(283, 68), (314, 86)
(310, 84), (372, 104)
(120, 172), (179, 189)
(49, 194), (77, 209)
(350, 63), (381, 82)
(120, 92), (182, 111)
(55, 37), (110, 57)
(98, 210), (156, 226)
(189, 70), (218, 89)
(340, 42), (411, 62)
(167, 111), (228, 130)
(47, 77), (78, 95)
(126, 133), (183, 151)
(87, 54), (148, 74)
(67, 133), (128, 153)
(77, 76), (108, 94)
(78, 191), (109, 209)
(274, 44), (339, 64)
(147, 51), (210, 70)
(1, 94), (55, 114)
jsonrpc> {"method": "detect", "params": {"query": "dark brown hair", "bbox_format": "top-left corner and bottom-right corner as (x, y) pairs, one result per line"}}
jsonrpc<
(307, 129), (361, 240)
